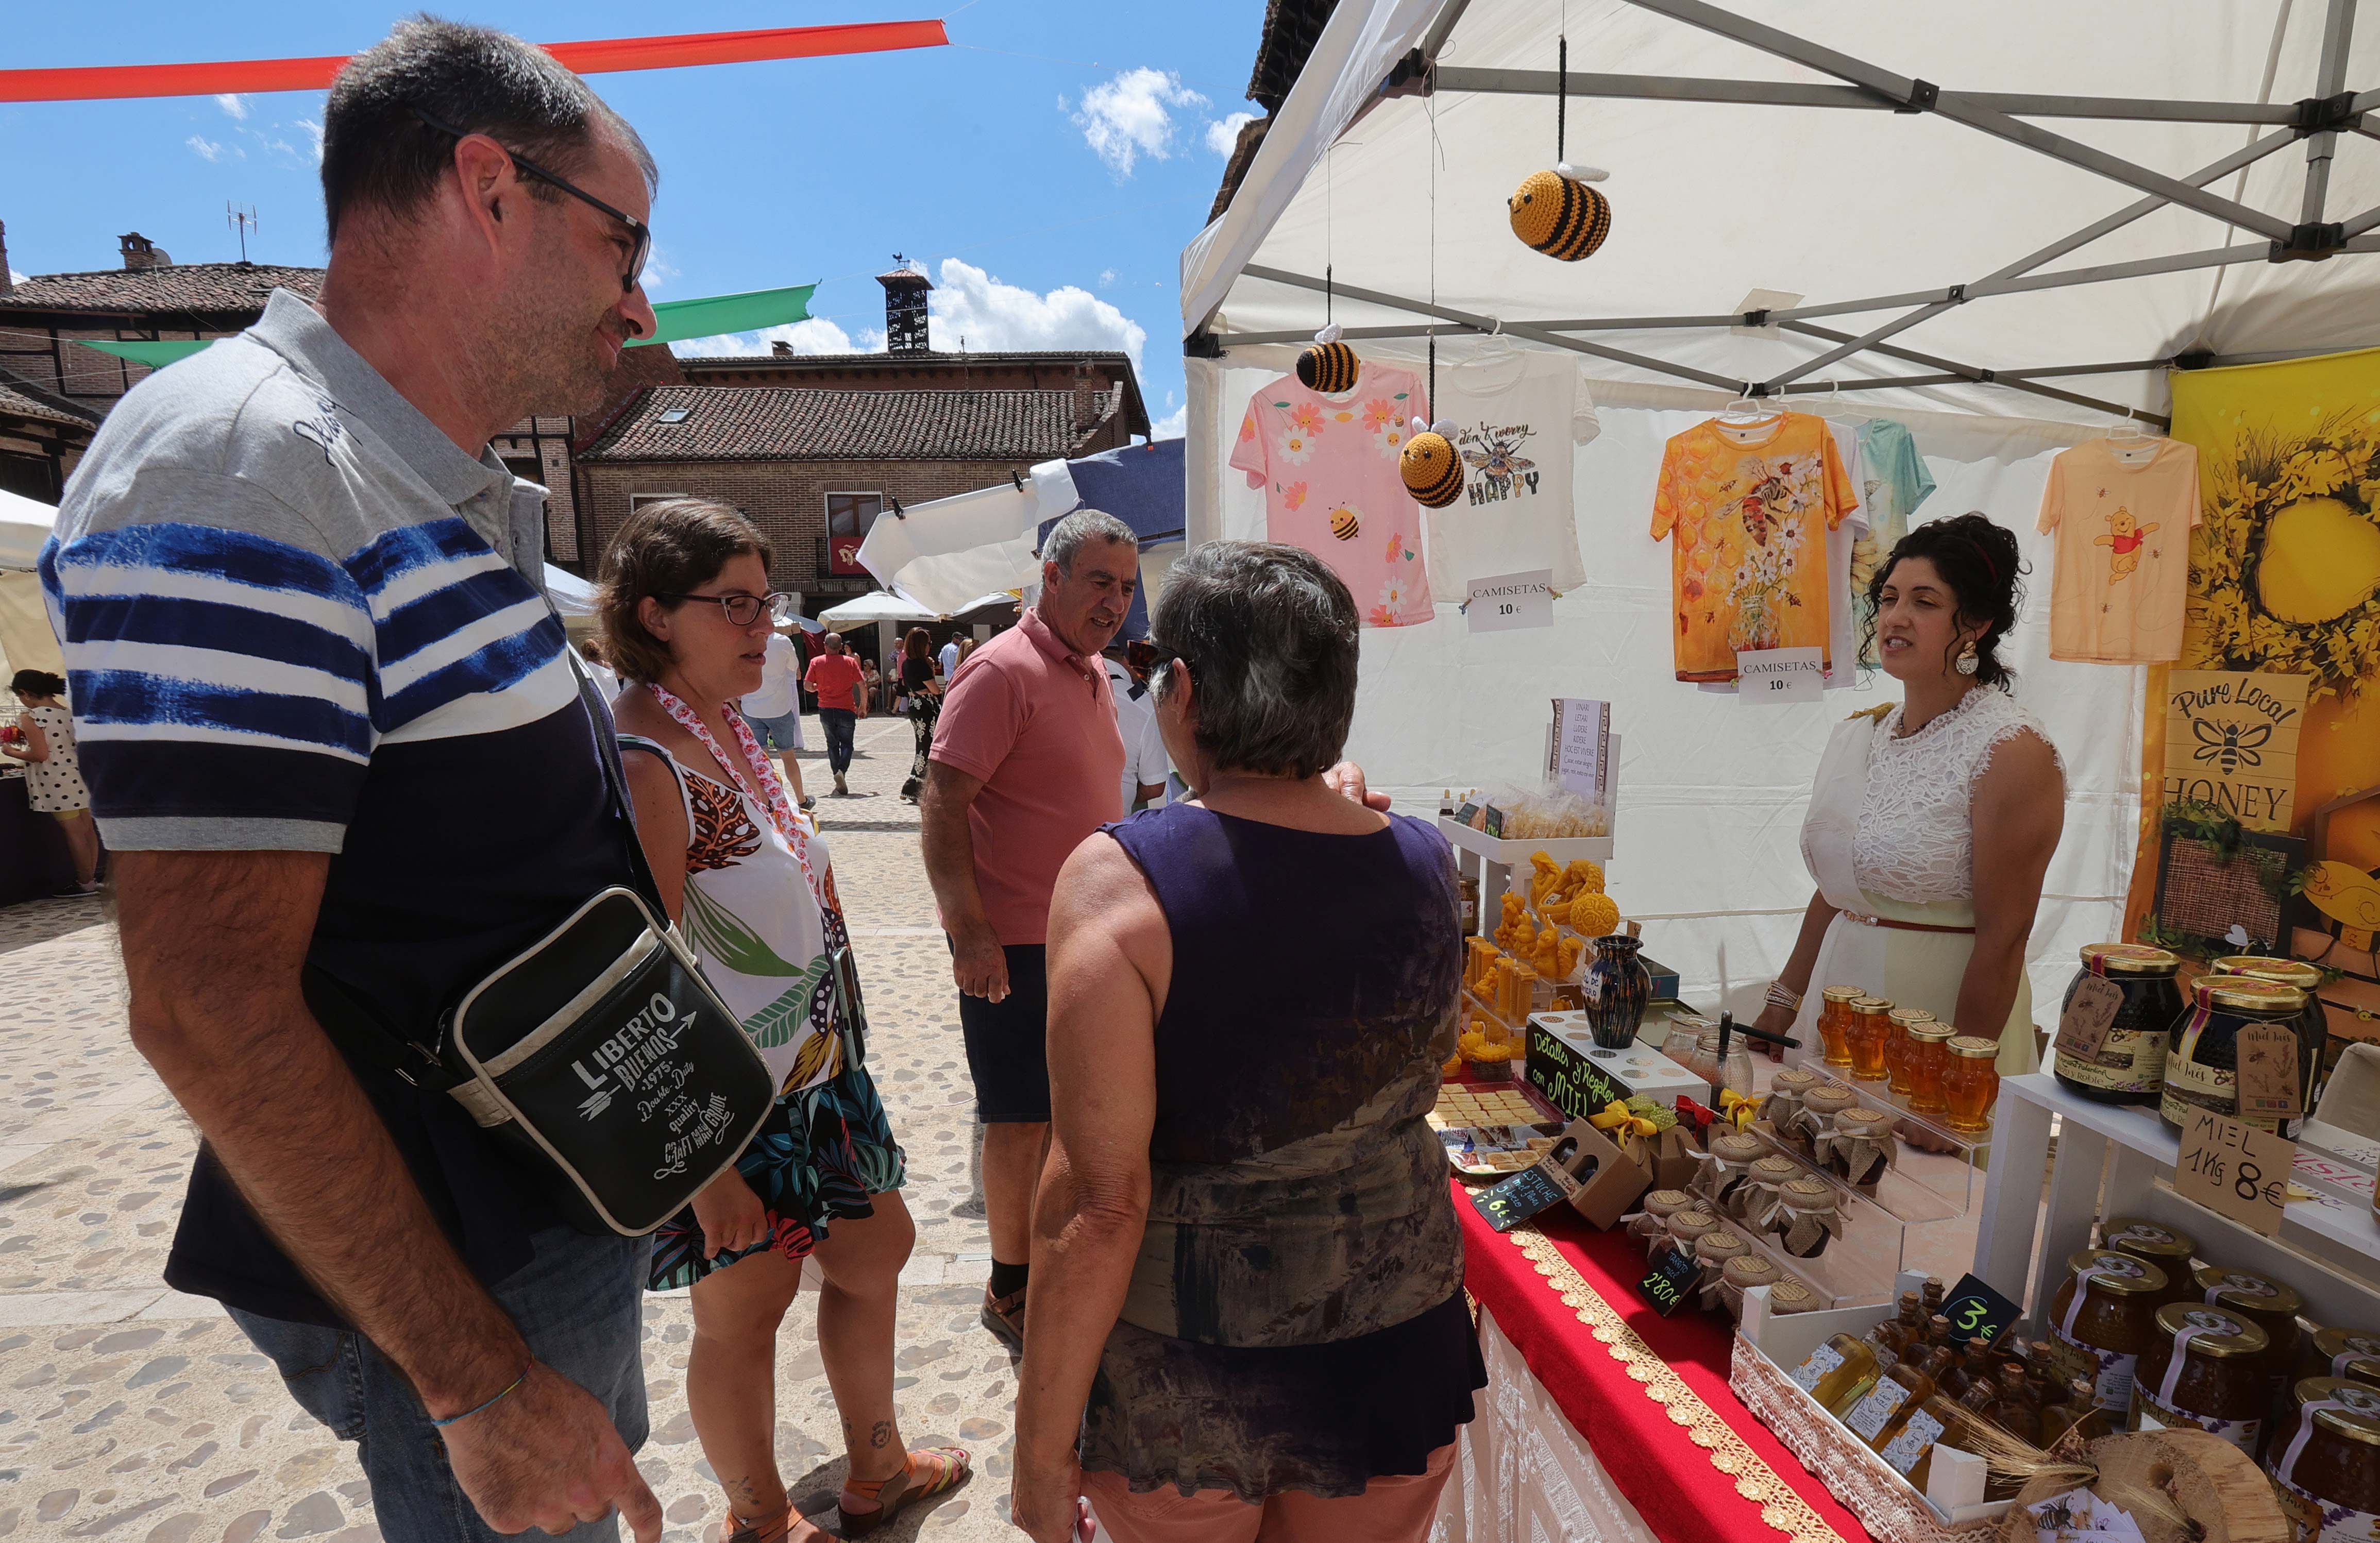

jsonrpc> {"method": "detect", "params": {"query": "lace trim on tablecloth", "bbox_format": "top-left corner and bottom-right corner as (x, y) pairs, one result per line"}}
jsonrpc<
(1506, 1226), (1847, 1543)
(1728, 1332), (2004, 1543)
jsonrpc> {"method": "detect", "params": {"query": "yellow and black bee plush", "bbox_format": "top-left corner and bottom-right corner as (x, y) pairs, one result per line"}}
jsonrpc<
(1297, 337), (1361, 394)
(1509, 166), (1611, 263)
(1400, 422), (1464, 508)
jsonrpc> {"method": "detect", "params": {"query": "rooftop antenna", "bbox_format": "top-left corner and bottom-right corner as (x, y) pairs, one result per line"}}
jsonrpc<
(226, 204), (259, 263)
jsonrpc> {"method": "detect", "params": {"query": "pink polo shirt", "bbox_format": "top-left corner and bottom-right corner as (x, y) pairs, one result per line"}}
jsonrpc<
(930, 607), (1126, 945)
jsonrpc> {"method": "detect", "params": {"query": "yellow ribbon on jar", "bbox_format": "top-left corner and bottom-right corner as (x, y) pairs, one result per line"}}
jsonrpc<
(1590, 1100), (1660, 1139)
(1719, 1089), (1760, 1129)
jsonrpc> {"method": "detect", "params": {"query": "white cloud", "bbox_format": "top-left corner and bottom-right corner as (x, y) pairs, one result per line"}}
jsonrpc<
(639, 244), (680, 294)
(929, 258), (1147, 370)
(1070, 67), (1206, 177)
(1205, 111), (1256, 155)
(186, 135), (232, 162)
(6, 268), (24, 287)
(215, 94), (249, 121)
(700, 317), (883, 357)
(1099, 268), (1117, 287)
(1152, 402), (1188, 439)
(295, 118), (325, 163)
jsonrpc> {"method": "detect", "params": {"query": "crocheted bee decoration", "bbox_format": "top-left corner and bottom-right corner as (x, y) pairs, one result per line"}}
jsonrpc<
(1328, 504), (1361, 541)
(1400, 421), (1464, 508)
(1297, 330), (1361, 394)
(1509, 165), (1611, 263)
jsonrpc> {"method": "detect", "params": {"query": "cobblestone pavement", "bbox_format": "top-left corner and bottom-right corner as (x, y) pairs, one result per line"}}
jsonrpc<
(0, 716), (1021, 1541)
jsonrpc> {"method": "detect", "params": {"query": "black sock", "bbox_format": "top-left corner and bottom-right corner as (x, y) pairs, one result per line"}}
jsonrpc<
(989, 1260), (1028, 1297)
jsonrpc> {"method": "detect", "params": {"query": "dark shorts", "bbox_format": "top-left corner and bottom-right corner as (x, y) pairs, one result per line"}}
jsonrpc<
(955, 942), (1051, 1123)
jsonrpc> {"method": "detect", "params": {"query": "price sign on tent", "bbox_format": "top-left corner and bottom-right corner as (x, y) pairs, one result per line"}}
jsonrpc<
(1467, 570), (1552, 633)
(1735, 648), (1822, 702)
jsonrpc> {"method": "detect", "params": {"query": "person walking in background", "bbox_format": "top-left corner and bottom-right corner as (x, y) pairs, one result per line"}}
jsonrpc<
(739, 621), (813, 811)
(1101, 645), (1168, 815)
(898, 626), (942, 805)
(1013, 542), (1481, 1543)
(3, 669), (100, 893)
(862, 657), (883, 715)
(920, 510), (1138, 1351)
(38, 19), (667, 1539)
(601, 500), (968, 1543)
(937, 634), (960, 682)
(805, 632), (867, 796)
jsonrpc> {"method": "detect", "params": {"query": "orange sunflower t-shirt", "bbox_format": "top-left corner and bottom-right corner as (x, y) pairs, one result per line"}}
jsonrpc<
(1651, 412), (1858, 682)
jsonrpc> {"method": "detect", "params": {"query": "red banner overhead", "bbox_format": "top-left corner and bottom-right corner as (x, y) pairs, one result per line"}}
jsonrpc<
(0, 19), (949, 103)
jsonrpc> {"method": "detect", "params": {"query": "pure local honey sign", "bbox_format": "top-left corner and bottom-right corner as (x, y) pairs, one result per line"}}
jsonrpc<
(2160, 670), (2310, 832)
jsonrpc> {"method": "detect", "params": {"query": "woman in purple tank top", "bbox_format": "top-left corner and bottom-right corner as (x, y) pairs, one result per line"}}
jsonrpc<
(1013, 542), (1481, 1543)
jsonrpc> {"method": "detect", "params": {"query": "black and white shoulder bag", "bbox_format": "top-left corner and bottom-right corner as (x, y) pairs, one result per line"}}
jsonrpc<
(303, 659), (774, 1237)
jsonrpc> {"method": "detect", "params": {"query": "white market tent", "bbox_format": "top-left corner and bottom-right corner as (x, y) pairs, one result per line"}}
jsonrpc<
(1181, 0), (2380, 1011)
(0, 489), (63, 680)
(817, 589), (1021, 632)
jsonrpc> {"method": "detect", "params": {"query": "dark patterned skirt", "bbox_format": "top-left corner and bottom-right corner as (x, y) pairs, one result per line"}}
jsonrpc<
(647, 1060), (907, 1291)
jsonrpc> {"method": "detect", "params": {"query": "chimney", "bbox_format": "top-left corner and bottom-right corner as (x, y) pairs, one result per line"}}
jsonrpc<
(772, 340), (794, 358)
(877, 258), (933, 354)
(119, 232), (173, 270)
(0, 221), (11, 294)
(1072, 362), (1101, 430)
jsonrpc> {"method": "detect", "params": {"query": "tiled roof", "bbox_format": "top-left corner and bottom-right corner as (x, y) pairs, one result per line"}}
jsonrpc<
(1246, 0), (1339, 114)
(581, 384), (1117, 463)
(0, 262), (323, 316)
(0, 367), (97, 433)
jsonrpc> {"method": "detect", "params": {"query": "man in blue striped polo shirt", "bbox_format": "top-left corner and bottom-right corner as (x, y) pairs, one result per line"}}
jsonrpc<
(42, 21), (667, 1541)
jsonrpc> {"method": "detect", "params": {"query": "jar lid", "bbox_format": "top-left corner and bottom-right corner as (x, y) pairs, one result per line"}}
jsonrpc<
(1711, 1133), (1765, 1162)
(1780, 1177), (1835, 1207)
(1850, 997), (1894, 1016)
(1698, 1229), (1749, 1258)
(2103, 1217), (2196, 1260)
(1669, 1208), (1719, 1235)
(1770, 1280), (1820, 1313)
(2315, 1328), (2380, 1362)
(2081, 942), (2181, 977)
(2212, 954), (2322, 990)
(1804, 1085), (1861, 1110)
(1643, 1189), (1694, 1215)
(1750, 1155), (1801, 1180)
(1723, 1254), (1781, 1286)
(1908, 1022), (1957, 1044)
(1948, 1035), (2000, 1059)
(1888, 1007), (1937, 1027)
(2193, 1265), (2305, 1317)
(2153, 1304), (2269, 1358)
(2291, 1379), (2380, 1447)
(1772, 1066), (1820, 1091)
(2191, 975), (2308, 1013)
(1821, 985), (1865, 1003)
(2065, 1249), (2166, 1295)
(1837, 1108), (1896, 1134)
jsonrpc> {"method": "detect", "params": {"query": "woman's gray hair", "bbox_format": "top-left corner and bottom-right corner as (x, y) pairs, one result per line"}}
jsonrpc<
(1150, 541), (1358, 779)
(1043, 508), (1139, 574)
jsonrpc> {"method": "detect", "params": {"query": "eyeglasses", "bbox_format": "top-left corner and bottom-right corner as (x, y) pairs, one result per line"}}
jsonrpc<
(412, 107), (651, 295)
(662, 591), (798, 628)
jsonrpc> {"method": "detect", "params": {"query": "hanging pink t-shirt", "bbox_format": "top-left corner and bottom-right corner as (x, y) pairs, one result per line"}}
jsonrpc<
(1230, 363), (1434, 626)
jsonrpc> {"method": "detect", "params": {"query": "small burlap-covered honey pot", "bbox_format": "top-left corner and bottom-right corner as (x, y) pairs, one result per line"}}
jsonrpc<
(1760, 1064), (1820, 1128)
(1629, 1188), (1696, 1256)
(1817, 1105), (1899, 1188)
(1665, 1207), (1723, 1263)
(1695, 1131), (1766, 1214)
(1692, 1228), (1752, 1311)
(1773, 1177), (1843, 1259)
(1741, 1154), (1801, 1231)
(1719, 1253), (1783, 1320)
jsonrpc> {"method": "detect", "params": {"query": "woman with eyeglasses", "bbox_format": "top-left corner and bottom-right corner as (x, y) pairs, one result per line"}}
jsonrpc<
(599, 500), (969, 1543)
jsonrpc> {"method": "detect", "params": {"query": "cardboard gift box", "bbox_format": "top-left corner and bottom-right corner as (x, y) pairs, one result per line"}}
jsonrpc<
(1560, 1118), (1652, 1229)
(1628, 1125), (1703, 1193)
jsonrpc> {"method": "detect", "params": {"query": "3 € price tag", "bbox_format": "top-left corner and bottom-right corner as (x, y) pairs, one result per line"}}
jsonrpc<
(2175, 1109), (2296, 1236)
(1938, 1272), (2021, 1347)
(1467, 570), (1553, 633)
(1735, 647), (1824, 703)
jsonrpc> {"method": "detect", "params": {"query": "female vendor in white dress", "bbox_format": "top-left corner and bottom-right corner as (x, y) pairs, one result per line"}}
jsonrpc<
(1751, 514), (2065, 1074)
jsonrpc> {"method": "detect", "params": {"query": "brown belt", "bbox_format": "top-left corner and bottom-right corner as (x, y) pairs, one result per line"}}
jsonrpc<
(1843, 912), (1976, 936)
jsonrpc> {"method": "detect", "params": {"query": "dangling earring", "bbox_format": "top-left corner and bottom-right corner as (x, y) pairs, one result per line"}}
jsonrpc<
(1955, 641), (1980, 676)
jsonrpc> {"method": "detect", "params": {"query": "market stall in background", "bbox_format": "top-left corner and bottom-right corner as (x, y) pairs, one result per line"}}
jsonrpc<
(1183, 1), (2380, 1539)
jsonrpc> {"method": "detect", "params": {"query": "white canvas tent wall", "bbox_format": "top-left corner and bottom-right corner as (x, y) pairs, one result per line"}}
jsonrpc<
(0, 490), (64, 681)
(1183, 0), (2380, 1010)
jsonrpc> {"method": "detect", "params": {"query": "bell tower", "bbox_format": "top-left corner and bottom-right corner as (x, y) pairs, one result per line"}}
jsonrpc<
(878, 258), (933, 353)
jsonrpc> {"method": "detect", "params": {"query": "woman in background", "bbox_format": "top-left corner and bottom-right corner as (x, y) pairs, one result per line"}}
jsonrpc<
(898, 626), (942, 804)
(3, 669), (99, 894)
(1753, 514), (2065, 1072)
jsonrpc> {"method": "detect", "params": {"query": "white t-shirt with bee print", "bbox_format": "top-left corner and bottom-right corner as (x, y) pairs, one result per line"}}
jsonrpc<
(1421, 348), (1600, 598)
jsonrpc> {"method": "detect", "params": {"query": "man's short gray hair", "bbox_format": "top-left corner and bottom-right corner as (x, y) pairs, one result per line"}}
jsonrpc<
(1043, 509), (1139, 575)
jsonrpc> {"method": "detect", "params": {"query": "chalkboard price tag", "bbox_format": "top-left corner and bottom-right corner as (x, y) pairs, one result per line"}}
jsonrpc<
(1636, 1243), (1699, 1317)
(1938, 1272), (2021, 1347)
(1470, 1150), (1586, 1233)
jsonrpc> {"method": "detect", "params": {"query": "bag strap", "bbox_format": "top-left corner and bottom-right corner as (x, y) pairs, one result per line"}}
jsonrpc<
(562, 646), (670, 916)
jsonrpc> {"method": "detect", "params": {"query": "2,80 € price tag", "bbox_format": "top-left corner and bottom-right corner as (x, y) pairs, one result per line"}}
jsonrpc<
(2175, 1109), (2295, 1237)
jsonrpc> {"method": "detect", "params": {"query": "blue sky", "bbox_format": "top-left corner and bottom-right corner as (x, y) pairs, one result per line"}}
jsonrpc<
(0, 0), (1274, 435)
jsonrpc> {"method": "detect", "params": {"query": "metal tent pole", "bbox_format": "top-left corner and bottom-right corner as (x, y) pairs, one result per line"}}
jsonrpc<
(2304, 0), (2361, 225)
(1430, 67), (2313, 126)
(1623, 0), (2297, 243)
(1779, 321), (2167, 424)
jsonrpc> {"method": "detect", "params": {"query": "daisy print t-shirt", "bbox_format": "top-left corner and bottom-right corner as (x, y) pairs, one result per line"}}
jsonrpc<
(1231, 362), (1434, 626)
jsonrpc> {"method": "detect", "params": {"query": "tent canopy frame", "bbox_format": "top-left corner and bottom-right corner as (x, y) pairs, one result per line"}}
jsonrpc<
(1195, 0), (2380, 427)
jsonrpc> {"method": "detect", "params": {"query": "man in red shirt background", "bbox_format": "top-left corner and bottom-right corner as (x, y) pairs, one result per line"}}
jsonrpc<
(803, 631), (869, 796)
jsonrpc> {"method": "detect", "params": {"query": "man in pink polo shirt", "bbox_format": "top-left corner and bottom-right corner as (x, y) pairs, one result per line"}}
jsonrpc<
(922, 508), (1137, 1352)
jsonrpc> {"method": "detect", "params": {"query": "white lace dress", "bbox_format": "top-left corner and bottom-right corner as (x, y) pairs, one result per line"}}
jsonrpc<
(1789, 687), (2065, 1073)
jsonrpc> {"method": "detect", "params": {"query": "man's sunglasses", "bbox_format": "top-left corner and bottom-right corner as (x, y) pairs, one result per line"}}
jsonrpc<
(412, 107), (650, 295)
(663, 591), (799, 628)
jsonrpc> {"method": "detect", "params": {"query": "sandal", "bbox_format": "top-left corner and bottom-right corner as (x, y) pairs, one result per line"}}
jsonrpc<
(715, 1504), (798, 1543)
(838, 1446), (972, 1536)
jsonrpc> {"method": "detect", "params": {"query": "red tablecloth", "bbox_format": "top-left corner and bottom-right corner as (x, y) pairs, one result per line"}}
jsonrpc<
(1457, 1179), (1875, 1543)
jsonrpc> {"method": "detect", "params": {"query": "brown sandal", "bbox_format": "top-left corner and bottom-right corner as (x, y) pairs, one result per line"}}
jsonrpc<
(715, 1504), (798, 1543)
(838, 1446), (972, 1536)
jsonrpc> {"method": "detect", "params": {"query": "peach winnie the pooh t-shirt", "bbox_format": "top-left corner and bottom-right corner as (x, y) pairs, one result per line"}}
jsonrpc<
(2036, 437), (2201, 665)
